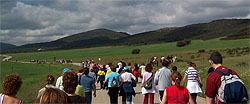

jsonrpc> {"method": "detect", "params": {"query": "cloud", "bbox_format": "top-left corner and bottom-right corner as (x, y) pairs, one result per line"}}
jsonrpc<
(0, 0), (249, 45)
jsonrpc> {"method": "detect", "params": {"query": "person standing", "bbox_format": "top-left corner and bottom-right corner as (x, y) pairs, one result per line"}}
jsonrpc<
(56, 68), (69, 90)
(206, 52), (243, 104)
(154, 60), (172, 102)
(141, 64), (157, 104)
(161, 72), (194, 104)
(120, 66), (136, 104)
(105, 65), (122, 104)
(132, 63), (139, 83)
(80, 68), (96, 104)
(37, 75), (56, 98)
(182, 62), (202, 104)
(139, 63), (146, 78)
(0, 74), (23, 104)
(97, 67), (106, 89)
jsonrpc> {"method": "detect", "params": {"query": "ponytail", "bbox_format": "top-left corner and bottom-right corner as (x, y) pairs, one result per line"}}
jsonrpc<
(170, 72), (182, 87)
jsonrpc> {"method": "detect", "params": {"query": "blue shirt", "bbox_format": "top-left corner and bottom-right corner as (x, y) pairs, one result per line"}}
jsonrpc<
(105, 72), (120, 87)
(80, 75), (95, 92)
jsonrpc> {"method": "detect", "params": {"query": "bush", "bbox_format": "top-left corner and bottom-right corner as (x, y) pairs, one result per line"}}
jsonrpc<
(184, 39), (191, 45)
(176, 41), (186, 47)
(132, 49), (140, 54)
(198, 49), (205, 53)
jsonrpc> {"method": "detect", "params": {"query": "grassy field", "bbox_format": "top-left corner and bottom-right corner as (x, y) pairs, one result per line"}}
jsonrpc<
(0, 61), (81, 102)
(8, 38), (249, 63)
(0, 38), (249, 102)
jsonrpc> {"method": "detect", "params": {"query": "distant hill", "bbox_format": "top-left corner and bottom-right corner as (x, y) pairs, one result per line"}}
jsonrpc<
(116, 19), (249, 45)
(1, 19), (249, 53)
(0, 43), (17, 50)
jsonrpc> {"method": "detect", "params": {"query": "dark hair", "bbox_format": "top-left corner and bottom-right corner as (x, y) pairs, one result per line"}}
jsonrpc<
(83, 68), (89, 75)
(145, 64), (153, 72)
(111, 65), (116, 72)
(40, 88), (68, 104)
(172, 66), (177, 72)
(187, 62), (196, 68)
(2, 73), (22, 96)
(162, 60), (170, 67)
(128, 63), (131, 66)
(46, 75), (55, 84)
(62, 72), (78, 94)
(170, 72), (182, 87)
(79, 69), (84, 73)
(210, 52), (223, 64)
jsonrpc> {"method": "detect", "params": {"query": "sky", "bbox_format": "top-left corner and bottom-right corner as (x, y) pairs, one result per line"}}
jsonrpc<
(0, 0), (249, 46)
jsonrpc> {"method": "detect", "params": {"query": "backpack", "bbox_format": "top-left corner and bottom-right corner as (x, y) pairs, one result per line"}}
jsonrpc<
(215, 69), (249, 103)
(111, 77), (118, 88)
(143, 73), (153, 90)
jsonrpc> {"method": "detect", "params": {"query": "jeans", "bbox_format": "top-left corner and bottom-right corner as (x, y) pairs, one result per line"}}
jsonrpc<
(191, 93), (197, 104)
(159, 90), (164, 102)
(85, 92), (92, 104)
(122, 93), (132, 104)
(108, 87), (119, 104)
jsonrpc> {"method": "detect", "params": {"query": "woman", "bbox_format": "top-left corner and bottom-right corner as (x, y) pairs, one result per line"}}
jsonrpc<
(132, 63), (139, 83)
(63, 71), (88, 104)
(120, 66), (136, 104)
(182, 62), (202, 104)
(97, 67), (106, 89)
(39, 88), (68, 104)
(0, 74), (23, 104)
(161, 72), (194, 104)
(37, 75), (56, 98)
(141, 64), (157, 104)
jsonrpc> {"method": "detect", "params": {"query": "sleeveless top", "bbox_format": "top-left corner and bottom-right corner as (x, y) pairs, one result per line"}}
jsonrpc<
(0, 94), (23, 104)
(165, 85), (189, 104)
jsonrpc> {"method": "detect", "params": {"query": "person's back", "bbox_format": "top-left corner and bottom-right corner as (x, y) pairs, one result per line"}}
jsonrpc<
(0, 94), (23, 104)
(106, 72), (120, 87)
(165, 85), (189, 103)
(81, 75), (95, 92)
(68, 95), (88, 104)
(155, 66), (171, 89)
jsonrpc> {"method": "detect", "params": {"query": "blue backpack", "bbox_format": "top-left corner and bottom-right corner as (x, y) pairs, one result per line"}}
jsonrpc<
(215, 69), (249, 103)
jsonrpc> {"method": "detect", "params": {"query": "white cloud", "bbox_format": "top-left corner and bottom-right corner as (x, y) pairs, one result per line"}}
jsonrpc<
(0, 0), (249, 45)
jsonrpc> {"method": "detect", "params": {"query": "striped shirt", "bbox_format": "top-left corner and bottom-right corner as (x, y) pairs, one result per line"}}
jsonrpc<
(185, 67), (199, 81)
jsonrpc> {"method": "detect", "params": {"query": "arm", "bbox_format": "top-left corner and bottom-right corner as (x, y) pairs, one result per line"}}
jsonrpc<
(198, 75), (202, 83)
(161, 90), (167, 104)
(93, 86), (96, 97)
(206, 96), (213, 104)
(154, 71), (159, 85)
(182, 74), (187, 86)
(141, 74), (145, 87)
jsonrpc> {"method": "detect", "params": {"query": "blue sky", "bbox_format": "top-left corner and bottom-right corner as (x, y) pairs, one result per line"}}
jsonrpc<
(0, 0), (249, 45)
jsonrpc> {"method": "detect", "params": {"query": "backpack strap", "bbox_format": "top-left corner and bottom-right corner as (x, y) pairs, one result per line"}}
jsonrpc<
(228, 69), (232, 75)
(214, 70), (225, 75)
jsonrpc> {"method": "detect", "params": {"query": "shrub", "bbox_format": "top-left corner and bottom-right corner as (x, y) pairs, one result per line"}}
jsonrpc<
(132, 49), (140, 54)
(176, 41), (186, 47)
(198, 49), (205, 53)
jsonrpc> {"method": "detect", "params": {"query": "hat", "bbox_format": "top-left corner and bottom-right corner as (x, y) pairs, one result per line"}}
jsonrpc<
(62, 68), (69, 73)
(124, 66), (129, 70)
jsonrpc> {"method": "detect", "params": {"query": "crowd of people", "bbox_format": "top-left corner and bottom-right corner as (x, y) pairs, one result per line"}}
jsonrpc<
(0, 52), (248, 104)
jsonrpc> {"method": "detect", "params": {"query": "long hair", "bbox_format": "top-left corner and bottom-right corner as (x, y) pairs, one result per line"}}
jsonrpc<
(170, 72), (182, 87)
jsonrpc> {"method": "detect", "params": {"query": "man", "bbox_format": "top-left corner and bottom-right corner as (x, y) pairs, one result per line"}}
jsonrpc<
(105, 65), (122, 104)
(206, 52), (239, 104)
(154, 60), (171, 102)
(56, 68), (69, 90)
(80, 68), (96, 104)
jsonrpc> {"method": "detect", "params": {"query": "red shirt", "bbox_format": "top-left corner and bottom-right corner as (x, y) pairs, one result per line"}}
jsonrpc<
(165, 85), (189, 104)
(205, 66), (239, 103)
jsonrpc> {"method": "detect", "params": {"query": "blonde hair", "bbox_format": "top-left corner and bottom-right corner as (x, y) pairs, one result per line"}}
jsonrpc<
(39, 88), (67, 104)
(170, 72), (182, 87)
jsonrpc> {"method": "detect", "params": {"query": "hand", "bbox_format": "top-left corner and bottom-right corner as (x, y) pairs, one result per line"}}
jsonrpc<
(93, 92), (96, 97)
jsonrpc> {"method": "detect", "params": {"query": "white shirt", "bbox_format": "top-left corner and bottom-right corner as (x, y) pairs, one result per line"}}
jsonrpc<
(56, 76), (63, 90)
(121, 72), (136, 82)
(140, 65), (146, 76)
(37, 84), (56, 98)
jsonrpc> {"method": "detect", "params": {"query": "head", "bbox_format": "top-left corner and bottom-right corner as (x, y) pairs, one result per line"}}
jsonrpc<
(46, 75), (55, 85)
(111, 65), (116, 72)
(128, 63), (131, 66)
(209, 52), (223, 66)
(83, 68), (89, 75)
(145, 64), (153, 72)
(172, 66), (177, 72)
(170, 72), (182, 87)
(162, 60), (170, 67)
(62, 68), (69, 73)
(124, 66), (130, 72)
(187, 62), (196, 68)
(39, 88), (67, 104)
(1, 73), (22, 96)
(62, 71), (78, 94)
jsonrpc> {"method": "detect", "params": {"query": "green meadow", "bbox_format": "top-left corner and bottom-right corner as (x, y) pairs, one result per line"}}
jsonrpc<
(0, 38), (249, 102)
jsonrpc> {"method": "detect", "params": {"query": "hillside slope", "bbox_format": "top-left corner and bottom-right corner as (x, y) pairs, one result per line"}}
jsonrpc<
(0, 43), (17, 50)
